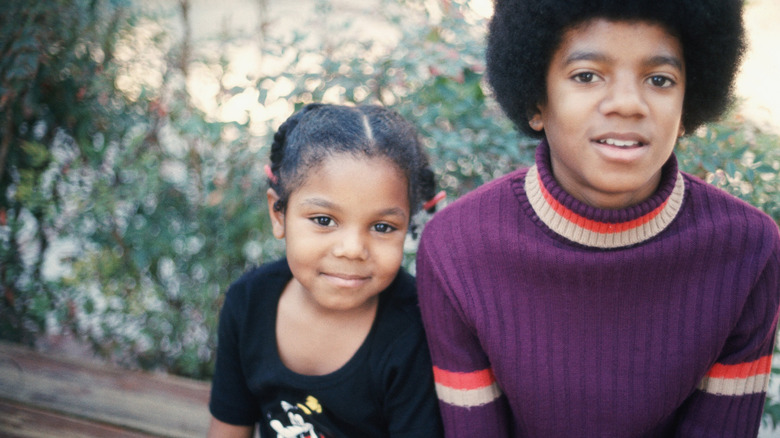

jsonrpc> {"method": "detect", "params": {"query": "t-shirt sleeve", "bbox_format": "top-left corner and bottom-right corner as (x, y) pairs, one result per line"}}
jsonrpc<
(415, 234), (512, 437)
(379, 309), (443, 438)
(675, 224), (780, 437)
(209, 284), (258, 426)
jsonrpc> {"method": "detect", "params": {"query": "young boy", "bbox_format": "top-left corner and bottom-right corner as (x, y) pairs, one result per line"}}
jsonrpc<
(416, 0), (780, 436)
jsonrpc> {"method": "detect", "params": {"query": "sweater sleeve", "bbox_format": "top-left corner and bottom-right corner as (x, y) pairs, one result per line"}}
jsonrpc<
(676, 228), (780, 437)
(416, 234), (512, 437)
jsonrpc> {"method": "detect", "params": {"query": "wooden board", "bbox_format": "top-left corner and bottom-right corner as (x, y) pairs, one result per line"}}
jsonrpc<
(0, 399), (156, 438)
(0, 341), (211, 438)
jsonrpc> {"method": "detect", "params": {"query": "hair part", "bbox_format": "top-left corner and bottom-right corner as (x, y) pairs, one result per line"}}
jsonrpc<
(486, 0), (746, 138)
(267, 103), (437, 219)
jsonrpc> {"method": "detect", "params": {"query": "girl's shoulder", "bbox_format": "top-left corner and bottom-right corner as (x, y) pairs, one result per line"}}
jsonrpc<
(373, 268), (425, 336)
(224, 258), (291, 306)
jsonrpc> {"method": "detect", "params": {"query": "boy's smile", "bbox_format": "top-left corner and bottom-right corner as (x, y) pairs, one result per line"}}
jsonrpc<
(531, 19), (685, 209)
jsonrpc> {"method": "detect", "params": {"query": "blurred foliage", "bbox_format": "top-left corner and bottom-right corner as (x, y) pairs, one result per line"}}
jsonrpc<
(677, 114), (779, 222)
(1, 3), (779, 431)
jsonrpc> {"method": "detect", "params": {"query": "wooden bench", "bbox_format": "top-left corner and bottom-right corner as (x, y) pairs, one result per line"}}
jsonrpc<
(0, 340), (211, 437)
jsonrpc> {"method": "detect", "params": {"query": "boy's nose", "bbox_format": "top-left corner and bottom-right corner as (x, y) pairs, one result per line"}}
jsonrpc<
(333, 230), (369, 260)
(600, 75), (649, 118)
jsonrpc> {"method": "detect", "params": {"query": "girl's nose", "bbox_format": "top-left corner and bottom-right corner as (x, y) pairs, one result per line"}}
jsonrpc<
(332, 230), (369, 260)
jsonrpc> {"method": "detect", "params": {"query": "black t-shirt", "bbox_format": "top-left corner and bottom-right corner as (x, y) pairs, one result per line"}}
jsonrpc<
(209, 259), (442, 438)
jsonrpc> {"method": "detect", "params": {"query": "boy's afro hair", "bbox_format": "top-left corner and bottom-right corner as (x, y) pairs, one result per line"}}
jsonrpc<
(486, 0), (746, 138)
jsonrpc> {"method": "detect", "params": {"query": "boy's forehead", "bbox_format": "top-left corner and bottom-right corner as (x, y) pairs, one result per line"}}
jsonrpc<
(556, 18), (683, 66)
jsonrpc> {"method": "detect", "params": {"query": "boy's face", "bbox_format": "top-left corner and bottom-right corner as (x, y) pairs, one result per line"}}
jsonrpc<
(531, 19), (685, 209)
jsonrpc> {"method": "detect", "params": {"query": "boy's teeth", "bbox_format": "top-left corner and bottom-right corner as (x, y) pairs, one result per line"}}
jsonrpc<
(600, 138), (639, 147)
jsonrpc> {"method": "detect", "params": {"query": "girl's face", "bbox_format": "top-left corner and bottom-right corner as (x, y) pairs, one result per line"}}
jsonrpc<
(531, 19), (685, 209)
(267, 154), (410, 314)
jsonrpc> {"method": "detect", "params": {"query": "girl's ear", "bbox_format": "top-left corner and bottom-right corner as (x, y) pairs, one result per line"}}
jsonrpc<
(266, 188), (285, 239)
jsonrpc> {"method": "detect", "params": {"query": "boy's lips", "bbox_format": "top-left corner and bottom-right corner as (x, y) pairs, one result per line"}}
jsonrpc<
(591, 133), (650, 162)
(592, 132), (649, 147)
(596, 138), (644, 147)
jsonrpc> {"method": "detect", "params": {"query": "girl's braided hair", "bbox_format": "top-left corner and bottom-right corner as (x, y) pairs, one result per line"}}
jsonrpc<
(486, 0), (746, 138)
(267, 103), (437, 219)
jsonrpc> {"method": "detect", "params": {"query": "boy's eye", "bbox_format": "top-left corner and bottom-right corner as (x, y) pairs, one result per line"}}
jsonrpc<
(648, 75), (675, 88)
(312, 216), (335, 227)
(373, 223), (396, 233)
(572, 72), (598, 83)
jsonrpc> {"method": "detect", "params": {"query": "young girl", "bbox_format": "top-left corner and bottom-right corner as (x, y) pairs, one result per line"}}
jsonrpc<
(208, 103), (444, 437)
(417, 0), (780, 436)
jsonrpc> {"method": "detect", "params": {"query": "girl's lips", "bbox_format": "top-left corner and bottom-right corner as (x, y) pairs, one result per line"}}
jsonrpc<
(321, 272), (370, 288)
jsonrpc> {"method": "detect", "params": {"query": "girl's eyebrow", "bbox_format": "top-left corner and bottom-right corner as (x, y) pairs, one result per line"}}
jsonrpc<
(377, 207), (408, 221)
(564, 51), (683, 71)
(300, 198), (337, 209)
(300, 198), (408, 220)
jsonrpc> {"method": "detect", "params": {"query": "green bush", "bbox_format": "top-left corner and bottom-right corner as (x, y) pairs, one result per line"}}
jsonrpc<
(2, 0), (779, 428)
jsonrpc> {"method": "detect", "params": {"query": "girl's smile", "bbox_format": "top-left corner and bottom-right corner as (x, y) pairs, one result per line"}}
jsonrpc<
(531, 19), (685, 209)
(268, 153), (410, 315)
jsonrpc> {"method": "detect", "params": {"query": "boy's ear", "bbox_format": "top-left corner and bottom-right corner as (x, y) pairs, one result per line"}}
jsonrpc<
(266, 188), (285, 239)
(529, 112), (544, 132)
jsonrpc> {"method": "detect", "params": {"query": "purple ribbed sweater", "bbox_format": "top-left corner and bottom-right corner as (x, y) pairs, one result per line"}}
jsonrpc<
(416, 142), (780, 437)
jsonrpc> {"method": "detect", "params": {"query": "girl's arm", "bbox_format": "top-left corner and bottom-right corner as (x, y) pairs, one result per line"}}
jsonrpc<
(380, 315), (443, 437)
(206, 416), (254, 438)
(415, 237), (511, 437)
(209, 284), (259, 428)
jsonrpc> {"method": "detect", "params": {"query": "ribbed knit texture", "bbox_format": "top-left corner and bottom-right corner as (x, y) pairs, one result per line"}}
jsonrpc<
(416, 142), (780, 437)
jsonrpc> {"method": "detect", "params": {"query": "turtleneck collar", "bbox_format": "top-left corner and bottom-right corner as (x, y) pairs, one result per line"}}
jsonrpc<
(524, 140), (685, 249)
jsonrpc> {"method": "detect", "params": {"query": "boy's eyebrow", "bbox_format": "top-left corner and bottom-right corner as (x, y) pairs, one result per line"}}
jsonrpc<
(564, 51), (683, 71)
(564, 51), (610, 65)
(646, 55), (683, 71)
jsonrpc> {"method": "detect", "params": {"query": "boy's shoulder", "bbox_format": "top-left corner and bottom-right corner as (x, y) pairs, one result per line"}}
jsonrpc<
(430, 166), (529, 223)
(682, 172), (780, 247)
(683, 172), (777, 225)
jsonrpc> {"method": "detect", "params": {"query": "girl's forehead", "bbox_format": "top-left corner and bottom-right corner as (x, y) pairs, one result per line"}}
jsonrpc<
(290, 153), (411, 212)
(298, 153), (407, 189)
(314, 153), (403, 175)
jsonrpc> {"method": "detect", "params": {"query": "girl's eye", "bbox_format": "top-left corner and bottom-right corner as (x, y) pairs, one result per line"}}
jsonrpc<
(572, 72), (598, 83)
(312, 216), (334, 227)
(373, 223), (396, 233)
(648, 75), (675, 88)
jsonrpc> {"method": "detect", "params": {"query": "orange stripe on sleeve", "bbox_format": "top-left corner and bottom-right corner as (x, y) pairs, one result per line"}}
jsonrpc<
(698, 355), (773, 396)
(706, 355), (772, 379)
(433, 366), (496, 391)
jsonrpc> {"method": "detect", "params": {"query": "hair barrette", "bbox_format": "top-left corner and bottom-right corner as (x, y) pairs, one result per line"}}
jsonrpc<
(264, 164), (278, 184)
(422, 190), (446, 211)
